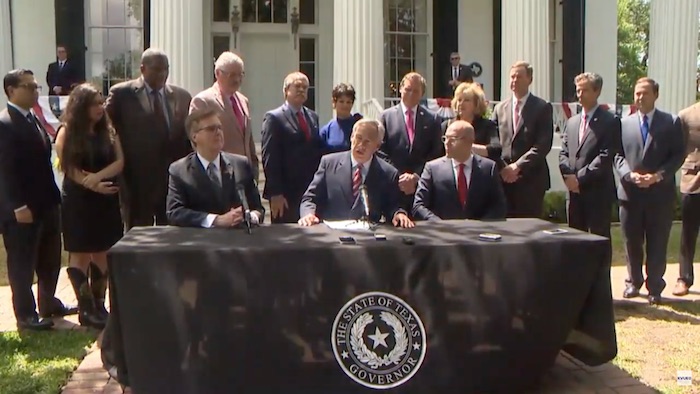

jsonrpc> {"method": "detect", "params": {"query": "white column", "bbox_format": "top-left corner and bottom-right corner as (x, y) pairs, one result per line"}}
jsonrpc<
(0, 0), (12, 107)
(648, 0), (700, 114)
(150, 0), (205, 94)
(584, 0), (618, 105)
(333, 0), (384, 113)
(500, 0), (551, 100)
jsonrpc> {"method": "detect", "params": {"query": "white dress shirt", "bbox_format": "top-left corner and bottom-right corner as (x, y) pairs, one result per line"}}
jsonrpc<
(512, 92), (530, 128)
(451, 156), (473, 188)
(638, 108), (655, 129)
(198, 153), (260, 228)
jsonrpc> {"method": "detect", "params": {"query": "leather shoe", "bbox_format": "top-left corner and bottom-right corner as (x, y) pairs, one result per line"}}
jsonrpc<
(648, 295), (662, 305)
(672, 280), (690, 296)
(17, 316), (54, 331)
(39, 303), (79, 318)
(622, 285), (640, 299)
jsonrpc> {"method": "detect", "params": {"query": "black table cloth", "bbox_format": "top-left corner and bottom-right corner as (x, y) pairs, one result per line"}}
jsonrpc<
(105, 218), (616, 394)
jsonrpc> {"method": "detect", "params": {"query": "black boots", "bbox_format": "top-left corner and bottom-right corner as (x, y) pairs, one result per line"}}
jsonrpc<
(67, 267), (107, 329)
(89, 263), (109, 321)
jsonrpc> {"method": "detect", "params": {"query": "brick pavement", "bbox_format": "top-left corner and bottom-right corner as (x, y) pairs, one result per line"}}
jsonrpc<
(4, 263), (697, 393)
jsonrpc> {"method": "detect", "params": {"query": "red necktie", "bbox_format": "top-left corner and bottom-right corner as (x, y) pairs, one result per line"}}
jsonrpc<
(297, 110), (311, 141)
(352, 164), (363, 198)
(579, 113), (587, 144)
(457, 163), (468, 208)
(406, 109), (415, 144)
(230, 95), (245, 131)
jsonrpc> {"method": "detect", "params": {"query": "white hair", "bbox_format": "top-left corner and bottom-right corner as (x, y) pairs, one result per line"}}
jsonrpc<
(141, 47), (168, 66)
(352, 119), (385, 142)
(283, 72), (309, 92)
(214, 51), (244, 71)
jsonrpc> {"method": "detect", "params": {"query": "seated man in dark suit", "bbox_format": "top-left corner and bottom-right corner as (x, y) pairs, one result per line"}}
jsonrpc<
(298, 119), (414, 228)
(413, 120), (507, 221)
(166, 108), (264, 227)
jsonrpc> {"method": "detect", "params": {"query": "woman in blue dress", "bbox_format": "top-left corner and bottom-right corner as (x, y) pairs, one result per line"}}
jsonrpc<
(319, 83), (363, 154)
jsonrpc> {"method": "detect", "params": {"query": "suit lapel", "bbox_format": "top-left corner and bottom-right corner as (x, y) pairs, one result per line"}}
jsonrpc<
(576, 108), (599, 156)
(216, 87), (244, 137)
(134, 80), (151, 114)
(164, 85), (176, 129)
(395, 106), (410, 148)
(190, 154), (224, 209)
(642, 114), (658, 157)
(283, 105), (301, 133)
(466, 156), (481, 213)
(337, 152), (354, 207)
(439, 158), (461, 210)
(220, 155), (235, 208)
(515, 96), (534, 137)
(503, 99), (514, 142)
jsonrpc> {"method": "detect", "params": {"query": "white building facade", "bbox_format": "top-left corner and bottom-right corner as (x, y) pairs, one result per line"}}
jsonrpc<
(0, 0), (698, 136)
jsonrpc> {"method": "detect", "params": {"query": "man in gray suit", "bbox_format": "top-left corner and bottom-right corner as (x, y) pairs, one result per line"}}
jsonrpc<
(299, 119), (414, 228)
(491, 61), (553, 218)
(379, 72), (443, 214)
(413, 120), (507, 221)
(614, 77), (685, 304)
(559, 73), (621, 238)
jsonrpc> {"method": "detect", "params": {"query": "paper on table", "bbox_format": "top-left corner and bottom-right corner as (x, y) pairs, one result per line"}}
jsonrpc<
(323, 220), (374, 231)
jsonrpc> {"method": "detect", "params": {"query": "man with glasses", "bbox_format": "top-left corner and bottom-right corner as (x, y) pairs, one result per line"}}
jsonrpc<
(166, 107), (264, 227)
(413, 120), (506, 221)
(445, 52), (474, 96)
(190, 52), (258, 180)
(0, 69), (78, 330)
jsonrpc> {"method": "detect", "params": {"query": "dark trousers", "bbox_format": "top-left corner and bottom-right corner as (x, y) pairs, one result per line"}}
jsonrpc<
(123, 194), (168, 229)
(566, 193), (612, 238)
(620, 198), (675, 296)
(503, 181), (545, 218)
(679, 193), (700, 287)
(1, 206), (62, 319)
(270, 195), (301, 224)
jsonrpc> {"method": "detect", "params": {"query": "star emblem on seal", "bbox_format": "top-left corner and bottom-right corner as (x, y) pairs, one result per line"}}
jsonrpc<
(331, 292), (427, 389)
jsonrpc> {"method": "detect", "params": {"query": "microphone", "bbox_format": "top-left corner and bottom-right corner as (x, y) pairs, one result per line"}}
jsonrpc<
(359, 184), (370, 222)
(235, 184), (252, 234)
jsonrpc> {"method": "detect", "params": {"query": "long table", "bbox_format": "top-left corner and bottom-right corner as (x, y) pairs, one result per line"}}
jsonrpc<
(105, 219), (616, 393)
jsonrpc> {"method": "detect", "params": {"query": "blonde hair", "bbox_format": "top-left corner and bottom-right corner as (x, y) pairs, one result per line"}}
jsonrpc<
(451, 82), (488, 117)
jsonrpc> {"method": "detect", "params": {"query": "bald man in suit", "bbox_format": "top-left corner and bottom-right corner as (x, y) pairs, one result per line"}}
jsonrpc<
(189, 51), (258, 180)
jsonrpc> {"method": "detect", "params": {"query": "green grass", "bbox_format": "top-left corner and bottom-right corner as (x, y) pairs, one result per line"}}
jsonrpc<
(0, 330), (97, 394)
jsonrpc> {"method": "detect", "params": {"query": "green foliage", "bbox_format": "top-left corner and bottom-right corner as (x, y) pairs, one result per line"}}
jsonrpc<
(617, 0), (650, 104)
(0, 331), (96, 394)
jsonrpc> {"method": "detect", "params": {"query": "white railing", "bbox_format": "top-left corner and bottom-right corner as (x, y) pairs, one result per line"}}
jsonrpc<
(360, 98), (385, 120)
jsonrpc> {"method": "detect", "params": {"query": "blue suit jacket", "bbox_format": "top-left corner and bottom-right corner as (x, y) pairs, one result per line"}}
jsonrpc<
(299, 152), (402, 222)
(412, 155), (507, 221)
(261, 104), (322, 203)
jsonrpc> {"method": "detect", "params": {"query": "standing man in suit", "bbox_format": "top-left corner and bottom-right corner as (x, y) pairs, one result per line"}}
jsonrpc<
(167, 108), (264, 227)
(105, 48), (193, 229)
(261, 71), (322, 224)
(615, 77), (685, 304)
(559, 72), (621, 238)
(189, 52), (258, 180)
(299, 119), (413, 228)
(413, 120), (506, 221)
(446, 52), (474, 97)
(0, 69), (77, 330)
(674, 101), (700, 296)
(492, 61), (553, 218)
(46, 46), (79, 96)
(379, 72), (443, 213)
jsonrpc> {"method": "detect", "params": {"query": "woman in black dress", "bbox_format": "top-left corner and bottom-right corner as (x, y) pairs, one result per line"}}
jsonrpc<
(441, 82), (502, 163)
(55, 83), (124, 329)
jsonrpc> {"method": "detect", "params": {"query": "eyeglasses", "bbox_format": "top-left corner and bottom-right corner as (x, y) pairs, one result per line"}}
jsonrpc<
(197, 124), (223, 133)
(441, 135), (465, 143)
(17, 83), (41, 91)
(220, 70), (245, 78)
(450, 57), (460, 60)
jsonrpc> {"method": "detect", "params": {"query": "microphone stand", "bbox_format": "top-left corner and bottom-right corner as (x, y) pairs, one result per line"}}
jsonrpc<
(236, 184), (253, 235)
(359, 185), (371, 228)
(243, 209), (252, 234)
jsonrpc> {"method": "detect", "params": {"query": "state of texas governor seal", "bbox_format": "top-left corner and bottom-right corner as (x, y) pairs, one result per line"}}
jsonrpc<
(331, 291), (427, 390)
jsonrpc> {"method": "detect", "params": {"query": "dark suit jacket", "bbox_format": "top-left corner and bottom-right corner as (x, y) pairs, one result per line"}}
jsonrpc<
(441, 117), (502, 162)
(446, 64), (474, 95)
(559, 107), (622, 203)
(105, 78), (192, 208)
(379, 104), (443, 176)
(46, 60), (80, 94)
(0, 105), (60, 223)
(300, 152), (402, 222)
(412, 155), (506, 221)
(614, 110), (685, 202)
(166, 152), (264, 227)
(491, 94), (553, 191)
(261, 104), (322, 202)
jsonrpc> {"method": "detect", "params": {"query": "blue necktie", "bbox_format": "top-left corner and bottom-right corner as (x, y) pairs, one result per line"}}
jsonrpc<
(641, 115), (649, 146)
